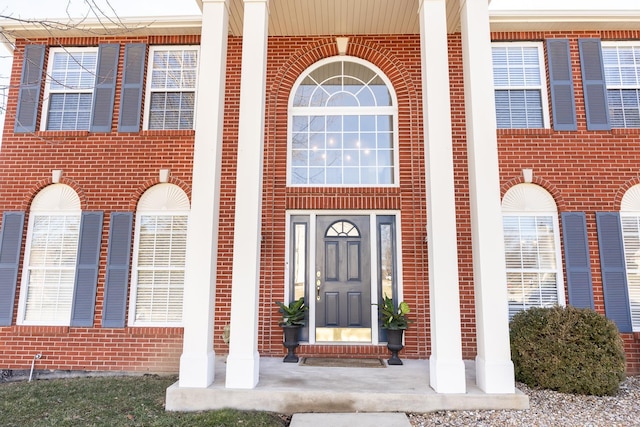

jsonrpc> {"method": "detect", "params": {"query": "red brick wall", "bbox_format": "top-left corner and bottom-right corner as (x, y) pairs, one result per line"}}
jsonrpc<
(2, 28), (640, 374)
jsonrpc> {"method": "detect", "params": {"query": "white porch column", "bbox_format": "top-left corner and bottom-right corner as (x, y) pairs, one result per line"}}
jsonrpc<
(459, 0), (515, 393)
(225, 0), (269, 389)
(179, 0), (229, 388)
(418, 0), (466, 394)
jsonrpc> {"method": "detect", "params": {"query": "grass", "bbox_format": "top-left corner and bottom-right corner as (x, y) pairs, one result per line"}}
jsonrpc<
(0, 375), (288, 427)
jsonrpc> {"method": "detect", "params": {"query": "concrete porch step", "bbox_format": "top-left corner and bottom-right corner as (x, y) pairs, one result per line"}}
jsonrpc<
(289, 413), (411, 427)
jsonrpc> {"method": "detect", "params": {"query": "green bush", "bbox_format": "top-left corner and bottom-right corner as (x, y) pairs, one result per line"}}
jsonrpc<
(509, 305), (626, 396)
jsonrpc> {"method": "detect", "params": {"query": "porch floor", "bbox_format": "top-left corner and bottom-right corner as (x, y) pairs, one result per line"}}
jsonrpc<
(165, 356), (529, 414)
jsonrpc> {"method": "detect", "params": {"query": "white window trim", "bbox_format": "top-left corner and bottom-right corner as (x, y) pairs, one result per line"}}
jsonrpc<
(40, 46), (98, 131)
(620, 212), (640, 331)
(128, 209), (188, 327)
(502, 211), (566, 317)
(287, 56), (400, 188)
(492, 41), (551, 129)
(142, 45), (200, 131)
(601, 40), (640, 90)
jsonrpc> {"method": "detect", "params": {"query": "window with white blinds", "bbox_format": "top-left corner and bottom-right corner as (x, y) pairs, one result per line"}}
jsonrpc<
(492, 42), (550, 129)
(42, 47), (98, 131)
(133, 215), (187, 324)
(23, 215), (80, 323)
(503, 215), (562, 319)
(143, 46), (199, 130)
(18, 184), (82, 326)
(130, 184), (190, 326)
(502, 183), (564, 320)
(602, 42), (640, 128)
(621, 215), (640, 330)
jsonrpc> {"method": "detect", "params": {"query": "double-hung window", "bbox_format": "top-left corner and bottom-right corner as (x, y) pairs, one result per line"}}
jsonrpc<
(492, 42), (550, 129)
(18, 184), (81, 325)
(602, 42), (640, 128)
(502, 184), (564, 319)
(129, 184), (190, 326)
(143, 46), (199, 130)
(42, 47), (98, 131)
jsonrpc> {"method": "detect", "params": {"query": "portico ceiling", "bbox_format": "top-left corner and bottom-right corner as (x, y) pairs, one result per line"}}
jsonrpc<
(225, 0), (461, 36)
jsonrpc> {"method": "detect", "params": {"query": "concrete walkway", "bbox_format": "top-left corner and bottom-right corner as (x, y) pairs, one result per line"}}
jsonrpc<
(166, 356), (528, 413)
(290, 413), (411, 426)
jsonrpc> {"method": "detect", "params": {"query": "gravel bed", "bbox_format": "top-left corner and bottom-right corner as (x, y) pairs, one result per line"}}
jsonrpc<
(409, 376), (640, 427)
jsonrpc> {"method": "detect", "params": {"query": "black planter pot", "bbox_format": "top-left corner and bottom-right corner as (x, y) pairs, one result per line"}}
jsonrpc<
(282, 325), (302, 363)
(385, 328), (405, 365)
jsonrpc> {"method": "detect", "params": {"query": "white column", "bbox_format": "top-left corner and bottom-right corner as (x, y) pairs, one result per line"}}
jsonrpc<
(418, 0), (466, 394)
(225, 0), (269, 389)
(179, 0), (229, 388)
(459, 0), (515, 393)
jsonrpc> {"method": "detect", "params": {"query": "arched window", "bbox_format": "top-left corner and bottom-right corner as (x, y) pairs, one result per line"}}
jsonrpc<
(502, 184), (565, 318)
(288, 57), (398, 186)
(620, 184), (640, 330)
(18, 184), (81, 325)
(129, 184), (190, 326)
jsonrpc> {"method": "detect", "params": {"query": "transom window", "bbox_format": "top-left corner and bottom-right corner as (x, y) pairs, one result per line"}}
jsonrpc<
(129, 184), (190, 326)
(42, 47), (98, 131)
(502, 184), (564, 319)
(143, 46), (199, 130)
(325, 221), (360, 237)
(602, 42), (640, 128)
(492, 42), (550, 129)
(288, 57), (398, 186)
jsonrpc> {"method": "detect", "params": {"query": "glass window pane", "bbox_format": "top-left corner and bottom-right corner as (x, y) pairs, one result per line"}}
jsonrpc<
(288, 60), (396, 185)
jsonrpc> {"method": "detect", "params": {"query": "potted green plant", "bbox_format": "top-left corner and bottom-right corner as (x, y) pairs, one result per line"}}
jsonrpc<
(275, 297), (308, 362)
(379, 295), (411, 365)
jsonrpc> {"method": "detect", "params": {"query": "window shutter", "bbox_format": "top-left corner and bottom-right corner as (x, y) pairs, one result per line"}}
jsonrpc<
(561, 212), (594, 309)
(14, 45), (46, 133)
(102, 212), (133, 327)
(547, 39), (577, 131)
(596, 212), (633, 332)
(90, 43), (120, 133)
(118, 43), (147, 132)
(0, 212), (26, 326)
(70, 211), (103, 327)
(579, 39), (611, 131)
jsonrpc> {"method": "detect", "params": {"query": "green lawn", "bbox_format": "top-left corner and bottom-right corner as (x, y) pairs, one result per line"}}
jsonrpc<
(0, 375), (288, 427)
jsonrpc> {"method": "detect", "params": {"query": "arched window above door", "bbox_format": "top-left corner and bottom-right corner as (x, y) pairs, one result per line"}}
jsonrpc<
(288, 57), (398, 187)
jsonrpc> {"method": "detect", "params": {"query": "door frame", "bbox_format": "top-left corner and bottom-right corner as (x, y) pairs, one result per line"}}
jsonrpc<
(284, 210), (404, 345)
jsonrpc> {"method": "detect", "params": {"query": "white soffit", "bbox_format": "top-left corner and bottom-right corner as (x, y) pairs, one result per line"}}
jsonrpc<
(2, 1), (640, 40)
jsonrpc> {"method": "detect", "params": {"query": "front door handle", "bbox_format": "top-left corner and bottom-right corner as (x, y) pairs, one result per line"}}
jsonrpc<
(316, 270), (321, 301)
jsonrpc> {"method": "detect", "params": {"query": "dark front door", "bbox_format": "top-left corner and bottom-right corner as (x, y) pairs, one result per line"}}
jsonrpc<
(315, 215), (371, 342)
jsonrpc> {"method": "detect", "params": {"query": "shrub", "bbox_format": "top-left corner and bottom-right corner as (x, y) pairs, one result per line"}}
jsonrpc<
(509, 305), (626, 396)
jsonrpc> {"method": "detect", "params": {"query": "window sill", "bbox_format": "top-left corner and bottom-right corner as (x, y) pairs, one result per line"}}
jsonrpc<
(497, 128), (554, 136)
(140, 129), (195, 136)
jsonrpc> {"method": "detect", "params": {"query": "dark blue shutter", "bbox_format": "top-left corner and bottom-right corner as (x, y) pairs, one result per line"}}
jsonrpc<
(579, 39), (611, 131)
(102, 212), (133, 327)
(90, 43), (120, 132)
(547, 39), (577, 131)
(14, 45), (46, 133)
(596, 212), (632, 332)
(561, 212), (594, 309)
(118, 43), (147, 132)
(0, 212), (25, 326)
(70, 212), (103, 327)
